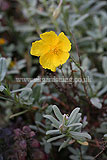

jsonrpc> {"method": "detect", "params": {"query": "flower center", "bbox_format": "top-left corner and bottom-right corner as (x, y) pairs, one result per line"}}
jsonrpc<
(51, 48), (58, 55)
(54, 48), (58, 54)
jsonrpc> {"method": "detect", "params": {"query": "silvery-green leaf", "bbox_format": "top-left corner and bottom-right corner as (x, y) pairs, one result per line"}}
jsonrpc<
(69, 155), (79, 160)
(68, 108), (80, 124)
(104, 134), (107, 139)
(32, 84), (41, 102)
(6, 57), (11, 68)
(47, 134), (65, 143)
(44, 115), (60, 128)
(35, 112), (42, 122)
(58, 138), (71, 152)
(28, 0), (37, 7)
(29, 125), (37, 131)
(90, 97), (102, 109)
(67, 123), (82, 128)
(35, 121), (46, 128)
(15, 24), (36, 32)
(72, 113), (82, 123)
(8, 70), (19, 74)
(97, 86), (107, 97)
(0, 57), (7, 82)
(80, 0), (96, 11)
(71, 13), (89, 27)
(83, 156), (94, 160)
(74, 126), (82, 132)
(82, 121), (88, 128)
(82, 57), (91, 70)
(0, 85), (5, 92)
(102, 56), (107, 75)
(52, 105), (63, 121)
(90, 1), (106, 12)
(19, 89), (32, 100)
(46, 130), (60, 135)
(26, 78), (40, 88)
(11, 87), (32, 93)
(68, 147), (77, 155)
(97, 122), (107, 133)
(70, 131), (91, 140)
(71, 135), (86, 142)
(44, 141), (51, 154)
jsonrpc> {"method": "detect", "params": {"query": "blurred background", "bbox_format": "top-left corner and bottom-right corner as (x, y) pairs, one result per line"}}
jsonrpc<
(0, 0), (107, 78)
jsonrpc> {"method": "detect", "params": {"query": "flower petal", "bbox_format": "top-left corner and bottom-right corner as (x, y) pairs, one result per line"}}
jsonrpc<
(40, 31), (58, 47)
(39, 53), (56, 72)
(40, 49), (69, 71)
(57, 32), (71, 52)
(30, 40), (50, 57)
(57, 50), (70, 65)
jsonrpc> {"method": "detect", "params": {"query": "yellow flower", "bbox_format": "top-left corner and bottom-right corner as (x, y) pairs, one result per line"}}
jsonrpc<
(30, 31), (71, 72)
(0, 38), (6, 45)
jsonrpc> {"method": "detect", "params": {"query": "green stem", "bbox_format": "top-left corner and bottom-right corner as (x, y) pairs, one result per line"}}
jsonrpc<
(9, 109), (28, 119)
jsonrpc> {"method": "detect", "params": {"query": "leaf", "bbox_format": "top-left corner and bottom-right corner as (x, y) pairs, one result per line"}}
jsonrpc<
(97, 86), (107, 97)
(15, 24), (36, 32)
(68, 147), (79, 155)
(32, 84), (41, 102)
(11, 87), (32, 93)
(0, 85), (5, 92)
(35, 112), (42, 122)
(26, 78), (40, 88)
(67, 123), (82, 128)
(70, 131), (91, 140)
(43, 115), (60, 128)
(58, 138), (70, 152)
(102, 56), (107, 75)
(82, 57), (91, 70)
(71, 14), (89, 27)
(74, 126), (82, 132)
(46, 130), (60, 135)
(104, 134), (107, 139)
(90, 1), (107, 12)
(68, 108), (80, 124)
(9, 110), (28, 119)
(35, 121), (46, 128)
(0, 57), (7, 82)
(83, 156), (94, 160)
(19, 88), (32, 101)
(72, 113), (82, 123)
(90, 97), (102, 109)
(77, 141), (89, 146)
(52, 105), (63, 121)
(47, 134), (65, 143)
(80, 0), (96, 11)
(44, 141), (51, 154)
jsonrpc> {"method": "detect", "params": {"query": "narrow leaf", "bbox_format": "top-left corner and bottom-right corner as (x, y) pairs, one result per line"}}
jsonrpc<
(67, 123), (82, 128)
(70, 131), (91, 140)
(11, 87), (32, 93)
(44, 115), (60, 128)
(9, 110), (28, 119)
(90, 97), (102, 109)
(0, 57), (7, 82)
(58, 138), (70, 152)
(71, 14), (89, 27)
(68, 108), (80, 124)
(46, 130), (60, 135)
(52, 105), (63, 121)
(47, 135), (65, 143)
